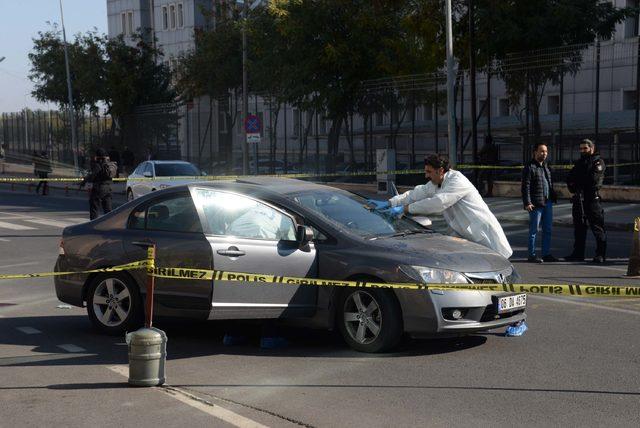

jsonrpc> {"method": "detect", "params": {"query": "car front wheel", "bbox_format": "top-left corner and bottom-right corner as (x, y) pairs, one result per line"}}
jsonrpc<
(127, 189), (134, 201)
(87, 273), (141, 334)
(337, 288), (403, 353)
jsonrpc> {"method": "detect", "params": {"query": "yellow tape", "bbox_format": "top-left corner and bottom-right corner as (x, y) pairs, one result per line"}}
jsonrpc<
(2, 161), (640, 183)
(150, 266), (640, 298)
(0, 260), (149, 281)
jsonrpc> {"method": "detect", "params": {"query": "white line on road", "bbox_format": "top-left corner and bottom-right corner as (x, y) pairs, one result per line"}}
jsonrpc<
(23, 218), (74, 228)
(0, 238), (11, 241)
(0, 261), (41, 269)
(0, 220), (36, 230)
(57, 344), (86, 353)
(16, 326), (42, 335)
(530, 295), (640, 316)
(106, 365), (268, 428)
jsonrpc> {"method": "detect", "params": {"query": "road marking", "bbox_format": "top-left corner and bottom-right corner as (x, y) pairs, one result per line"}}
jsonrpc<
(57, 344), (86, 353)
(16, 326), (42, 335)
(0, 238), (10, 242)
(0, 261), (41, 269)
(23, 218), (74, 228)
(0, 221), (36, 230)
(106, 365), (268, 428)
(531, 295), (640, 316)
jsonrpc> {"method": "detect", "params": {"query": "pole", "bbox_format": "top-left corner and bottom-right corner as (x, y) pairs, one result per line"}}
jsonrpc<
(635, 36), (639, 168)
(595, 40), (600, 143)
(145, 245), (156, 328)
(241, 0), (249, 175)
(469, 0), (478, 184)
(315, 108), (320, 175)
(486, 69), (491, 137)
(445, 0), (457, 167)
(435, 78), (439, 153)
(254, 95), (258, 175)
(59, 0), (79, 172)
(559, 71), (564, 161)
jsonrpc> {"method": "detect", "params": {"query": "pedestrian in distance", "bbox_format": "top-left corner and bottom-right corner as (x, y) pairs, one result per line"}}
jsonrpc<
(0, 143), (6, 174)
(478, 134), (498, 197)
(521, 142), (558, 263)
(565, 139), (607, 263)
(367, 154), (513, 259)
(80, 148), (118, 220)
(34, 150), (52, 196)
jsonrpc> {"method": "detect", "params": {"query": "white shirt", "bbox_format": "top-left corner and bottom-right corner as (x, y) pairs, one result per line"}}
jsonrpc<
(389, 169), (513, 258)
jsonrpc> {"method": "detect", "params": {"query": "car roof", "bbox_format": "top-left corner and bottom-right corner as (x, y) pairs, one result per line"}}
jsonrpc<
(149, 160), (194, 165)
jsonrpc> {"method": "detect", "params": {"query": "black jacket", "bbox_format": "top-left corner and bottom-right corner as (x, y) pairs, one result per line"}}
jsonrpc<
(82, 158), (113, 186)
(522, 159), (556, 208)
(566, 153), (605, 200)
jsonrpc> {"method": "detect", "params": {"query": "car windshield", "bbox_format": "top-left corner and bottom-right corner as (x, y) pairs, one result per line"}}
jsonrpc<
(290, 190), (429, 238)
(155, 163), (200, 177)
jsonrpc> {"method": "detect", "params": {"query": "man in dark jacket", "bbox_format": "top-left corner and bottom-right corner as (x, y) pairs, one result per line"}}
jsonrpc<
(522, 143), (558, 263)
(81, 148), (115, 220)
(34, 151), (52, 196)
(565, 139), (607, 263)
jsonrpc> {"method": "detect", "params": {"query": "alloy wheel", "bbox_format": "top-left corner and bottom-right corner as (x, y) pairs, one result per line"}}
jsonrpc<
(92, 278), (132, 327)
(343, 290), (382, 345)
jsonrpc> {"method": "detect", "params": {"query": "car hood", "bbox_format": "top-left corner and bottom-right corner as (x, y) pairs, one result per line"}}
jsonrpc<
(370, 232), (511, 273)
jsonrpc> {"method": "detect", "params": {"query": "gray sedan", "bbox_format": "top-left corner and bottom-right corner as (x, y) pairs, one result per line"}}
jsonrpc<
(54, 177), (525, 352)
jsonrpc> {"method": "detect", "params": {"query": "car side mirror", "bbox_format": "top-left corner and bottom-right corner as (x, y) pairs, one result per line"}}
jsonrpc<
(296, 225), (314, 244)
(143, 171), (153, 178)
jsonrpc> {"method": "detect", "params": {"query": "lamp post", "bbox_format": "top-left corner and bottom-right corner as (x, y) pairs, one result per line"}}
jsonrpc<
(59, 0), (79, 173)
(445, 0), (457, 168)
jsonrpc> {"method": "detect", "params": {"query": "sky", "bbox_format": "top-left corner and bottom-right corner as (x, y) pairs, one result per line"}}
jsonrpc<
(0, 0), (107, 113)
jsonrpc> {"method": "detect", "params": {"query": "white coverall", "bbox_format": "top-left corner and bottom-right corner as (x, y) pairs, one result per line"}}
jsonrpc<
(389, 169), (513, 258)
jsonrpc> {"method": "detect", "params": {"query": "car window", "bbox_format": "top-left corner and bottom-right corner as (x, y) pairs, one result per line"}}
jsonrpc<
(133, 163), (144, 175)
(192, 188), (296, 241)
(143, 163), (153, 176)
(154, 163), (200, 177)
(290, 190), (428, 239)
(129, 194), (203, 233)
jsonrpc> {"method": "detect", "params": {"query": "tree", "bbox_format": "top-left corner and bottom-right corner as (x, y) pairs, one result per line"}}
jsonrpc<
(476, 0), (634, 142)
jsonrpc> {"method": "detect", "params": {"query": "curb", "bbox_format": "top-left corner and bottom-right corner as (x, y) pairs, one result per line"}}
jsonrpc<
(494, 215), (632, 232)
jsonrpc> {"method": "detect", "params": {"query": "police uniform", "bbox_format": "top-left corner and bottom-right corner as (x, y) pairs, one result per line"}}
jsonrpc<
(566, 152), (606, 260)
(82, 154), (113, 220)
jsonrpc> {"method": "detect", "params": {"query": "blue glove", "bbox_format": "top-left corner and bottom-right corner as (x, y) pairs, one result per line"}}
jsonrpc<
(366, 199), (390, 210)
(379, 205), (404, 219)
(505, 321), (528, 337)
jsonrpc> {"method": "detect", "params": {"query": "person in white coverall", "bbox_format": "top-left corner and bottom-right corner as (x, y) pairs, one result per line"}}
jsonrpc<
(371, 154), (512, 258)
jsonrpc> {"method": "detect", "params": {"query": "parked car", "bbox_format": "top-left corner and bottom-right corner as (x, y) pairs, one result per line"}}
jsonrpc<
(55, 177), (525, 353)
(126, 160), (204, 200)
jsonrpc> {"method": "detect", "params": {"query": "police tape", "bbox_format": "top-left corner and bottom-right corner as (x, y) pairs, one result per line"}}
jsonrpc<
(149, 266), (640, 298)
(0, 260), (149, 281)
(2, 162), (640, 183)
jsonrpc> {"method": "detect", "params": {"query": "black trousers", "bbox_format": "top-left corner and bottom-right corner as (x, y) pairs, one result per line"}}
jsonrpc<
(571, 196), (607, 258)
(89, 184), (112, 220)
(35, 172), (49, 195)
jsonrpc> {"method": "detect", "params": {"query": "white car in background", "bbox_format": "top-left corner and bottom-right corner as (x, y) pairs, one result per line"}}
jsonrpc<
(126, 160), (204, 200)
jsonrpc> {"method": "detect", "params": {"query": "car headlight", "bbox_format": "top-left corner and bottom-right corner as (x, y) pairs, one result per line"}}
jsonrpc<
(401, 265), (469, 284)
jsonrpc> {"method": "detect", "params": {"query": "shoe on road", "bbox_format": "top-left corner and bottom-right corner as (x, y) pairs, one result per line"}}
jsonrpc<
(591, 256), (606, 264)
(542, 254), (559, 262)
(527, 256), (543, 263)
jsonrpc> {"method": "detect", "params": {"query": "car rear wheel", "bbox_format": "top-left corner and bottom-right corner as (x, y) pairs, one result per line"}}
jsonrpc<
(127, 189), (134, 201)
(87, 273), (141, 335)
(337, 288), (402, 353)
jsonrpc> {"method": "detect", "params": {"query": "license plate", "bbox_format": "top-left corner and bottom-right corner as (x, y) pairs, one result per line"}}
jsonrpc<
(497, 293), (527, 313)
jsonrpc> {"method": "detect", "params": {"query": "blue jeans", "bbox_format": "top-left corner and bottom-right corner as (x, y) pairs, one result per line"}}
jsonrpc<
(528, 200), (553, 257)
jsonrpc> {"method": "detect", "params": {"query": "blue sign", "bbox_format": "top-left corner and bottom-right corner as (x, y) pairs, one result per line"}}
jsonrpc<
(244, 114), (261, 133)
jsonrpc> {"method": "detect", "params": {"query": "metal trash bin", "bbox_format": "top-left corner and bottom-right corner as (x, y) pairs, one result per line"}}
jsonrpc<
(126, 327), (167, 387)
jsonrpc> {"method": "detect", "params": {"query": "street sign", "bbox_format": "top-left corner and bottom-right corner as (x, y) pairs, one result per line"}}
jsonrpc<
(244, 114), (261, 133)
(246, 133), (261, 144)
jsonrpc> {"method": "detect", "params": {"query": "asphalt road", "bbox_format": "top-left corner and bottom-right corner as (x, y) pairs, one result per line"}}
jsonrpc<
(0, 188), (639, 427)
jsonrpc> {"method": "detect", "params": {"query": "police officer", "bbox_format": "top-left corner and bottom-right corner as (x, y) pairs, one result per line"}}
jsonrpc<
(565, 139), (607, 263)
(81, 148), (114, 220)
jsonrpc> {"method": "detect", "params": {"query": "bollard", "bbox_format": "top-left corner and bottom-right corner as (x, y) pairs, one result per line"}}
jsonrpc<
(127, 244), (167, 387)
(626, 217), (640, 277)
(126, 327), (167, 386)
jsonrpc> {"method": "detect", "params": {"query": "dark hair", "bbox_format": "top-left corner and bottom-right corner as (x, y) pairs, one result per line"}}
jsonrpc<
(424, 154), (450, 172)
(95, 148), (108, 157)
(533, 142), (548, 151)
(580, 138), (594, 148)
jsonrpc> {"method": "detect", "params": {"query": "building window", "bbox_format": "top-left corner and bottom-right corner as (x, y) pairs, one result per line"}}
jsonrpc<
(177, 3), (184, 28)
(170, 4), (176, 30)
(121, 12), (127, 35)
(623, 89), (637, 110)
(162, 6), (168, 30)
(498, 98), (510, 117)
(375, 112), (384, 126)
(547, 95), (560, 115)
(479, 99), (489, 117)
(422, 104), (433, 121)
(626, 1), (639, 38)
(127, 11), (134, 35)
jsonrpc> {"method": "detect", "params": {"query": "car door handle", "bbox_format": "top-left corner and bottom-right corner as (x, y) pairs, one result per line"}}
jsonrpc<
(217, 248), (246, 257)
